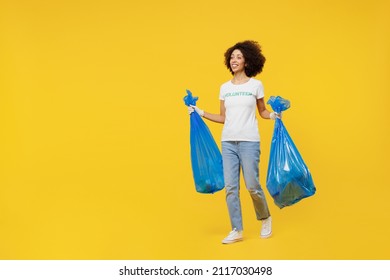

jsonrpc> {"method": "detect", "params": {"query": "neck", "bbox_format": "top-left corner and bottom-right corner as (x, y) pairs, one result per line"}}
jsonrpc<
(231, 72), (250, 85)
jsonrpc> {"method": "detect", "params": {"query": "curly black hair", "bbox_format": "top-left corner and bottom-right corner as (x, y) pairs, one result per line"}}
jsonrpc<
(224, 40), (266, 77)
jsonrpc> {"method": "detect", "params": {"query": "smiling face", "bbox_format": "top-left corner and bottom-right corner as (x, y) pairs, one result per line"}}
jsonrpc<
(230, 49), (246, 74)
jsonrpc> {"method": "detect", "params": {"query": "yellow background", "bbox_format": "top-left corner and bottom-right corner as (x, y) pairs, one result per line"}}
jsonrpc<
(0, 0), (389, 259)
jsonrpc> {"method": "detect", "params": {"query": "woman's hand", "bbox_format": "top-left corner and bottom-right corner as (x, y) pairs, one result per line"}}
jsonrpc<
(188, 105), (204, 117)
(270, 112), (282, 120)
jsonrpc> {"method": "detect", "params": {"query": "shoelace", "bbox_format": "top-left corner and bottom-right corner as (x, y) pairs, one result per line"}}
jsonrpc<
(228, 228), (239, 237)
(262, 220), (271, 231)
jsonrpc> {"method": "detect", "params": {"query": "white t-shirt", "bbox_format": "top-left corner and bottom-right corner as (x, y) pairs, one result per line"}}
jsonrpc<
(219, 78), (264, 142)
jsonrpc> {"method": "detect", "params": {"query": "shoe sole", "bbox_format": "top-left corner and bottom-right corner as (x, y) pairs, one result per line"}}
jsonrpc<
(260, 232), (272, 239)
(222, 238), (243, 244)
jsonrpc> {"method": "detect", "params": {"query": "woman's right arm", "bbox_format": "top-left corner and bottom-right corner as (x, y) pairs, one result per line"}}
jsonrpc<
(203, 100), (226, 124)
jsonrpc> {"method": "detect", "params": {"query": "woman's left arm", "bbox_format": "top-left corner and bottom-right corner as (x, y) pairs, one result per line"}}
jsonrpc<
(257, 98), (272, 119)
(257, 98), (281, 120)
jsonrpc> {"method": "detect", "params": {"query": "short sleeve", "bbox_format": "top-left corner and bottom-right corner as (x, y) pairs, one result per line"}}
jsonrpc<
(219, 84), (225, 100)
(256, 81), (265, 99)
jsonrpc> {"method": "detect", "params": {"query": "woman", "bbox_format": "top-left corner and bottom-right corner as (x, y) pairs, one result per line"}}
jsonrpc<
(188, 40), (280, 244)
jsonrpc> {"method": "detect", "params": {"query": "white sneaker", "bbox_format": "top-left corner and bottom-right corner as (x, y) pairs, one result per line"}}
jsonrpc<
(222, 228), (243, 244)
(260, 216), (272, 238)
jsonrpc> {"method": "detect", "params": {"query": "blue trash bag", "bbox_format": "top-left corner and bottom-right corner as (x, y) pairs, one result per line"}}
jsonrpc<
(266, 96), (316, 208)
(183, 90), (224, 194)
